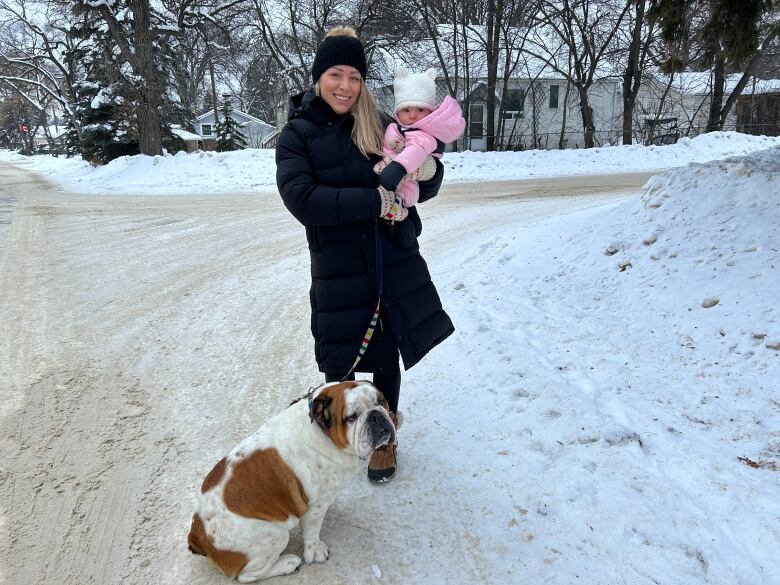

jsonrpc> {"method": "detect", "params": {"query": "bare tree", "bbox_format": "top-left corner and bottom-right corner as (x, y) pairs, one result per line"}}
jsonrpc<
(528, 0), (631, 148)
(620, 0), (658, 144)
(0, 0), (78, 121)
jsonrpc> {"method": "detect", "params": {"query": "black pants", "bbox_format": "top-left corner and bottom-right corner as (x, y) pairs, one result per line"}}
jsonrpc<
(325, 371), (401, 413)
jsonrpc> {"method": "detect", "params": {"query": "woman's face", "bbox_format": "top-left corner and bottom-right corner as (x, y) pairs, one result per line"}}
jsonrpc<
(318, 65), (362, 114)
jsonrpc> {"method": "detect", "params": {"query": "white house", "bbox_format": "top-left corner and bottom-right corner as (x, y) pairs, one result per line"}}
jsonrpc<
(375, 72), (623, 152)
(195, 108), (276, 149)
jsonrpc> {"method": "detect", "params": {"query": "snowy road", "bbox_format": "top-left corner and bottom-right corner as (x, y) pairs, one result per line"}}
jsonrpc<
(0, 161), (649, 585)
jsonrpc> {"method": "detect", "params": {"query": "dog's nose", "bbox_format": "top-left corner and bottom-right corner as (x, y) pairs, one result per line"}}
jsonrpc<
(367, 411), (381, 425)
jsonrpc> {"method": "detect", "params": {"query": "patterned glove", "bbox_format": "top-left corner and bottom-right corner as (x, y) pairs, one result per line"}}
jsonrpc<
(377, 187), (408, 222)
(373, 156), (394, 175)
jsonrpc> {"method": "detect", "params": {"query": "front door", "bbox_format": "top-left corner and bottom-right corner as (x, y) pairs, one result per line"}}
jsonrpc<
(467, 103), (486, 151)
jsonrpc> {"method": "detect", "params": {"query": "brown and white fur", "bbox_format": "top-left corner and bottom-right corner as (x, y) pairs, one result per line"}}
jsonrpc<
(187, 381), (396, 582)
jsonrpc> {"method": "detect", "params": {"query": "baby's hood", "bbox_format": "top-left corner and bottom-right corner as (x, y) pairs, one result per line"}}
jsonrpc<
(405, 95), (465, 143)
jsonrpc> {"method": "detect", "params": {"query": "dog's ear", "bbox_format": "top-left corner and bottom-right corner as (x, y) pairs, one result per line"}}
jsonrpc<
(309, 395), (332, 430)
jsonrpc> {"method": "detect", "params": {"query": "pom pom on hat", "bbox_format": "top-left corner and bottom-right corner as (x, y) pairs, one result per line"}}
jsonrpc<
(393, 68), (437, 113)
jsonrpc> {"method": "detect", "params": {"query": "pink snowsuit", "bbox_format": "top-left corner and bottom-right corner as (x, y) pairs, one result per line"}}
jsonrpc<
(383, 95), (465, 207)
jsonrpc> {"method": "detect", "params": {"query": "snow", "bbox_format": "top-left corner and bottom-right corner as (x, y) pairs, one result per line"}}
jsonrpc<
(1, 131), (778, 196)
(90, 88), (115, 110)
(415, 147), (779, 583)
(171, 126), (202, 142)
(1, 135), (778, 584)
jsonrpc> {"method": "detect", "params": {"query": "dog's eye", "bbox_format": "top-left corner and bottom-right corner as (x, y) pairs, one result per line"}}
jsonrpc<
(345, 413), (358, 423)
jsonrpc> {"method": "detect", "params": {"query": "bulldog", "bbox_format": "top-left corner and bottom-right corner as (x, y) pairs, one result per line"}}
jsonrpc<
(187, 380), (396, 582)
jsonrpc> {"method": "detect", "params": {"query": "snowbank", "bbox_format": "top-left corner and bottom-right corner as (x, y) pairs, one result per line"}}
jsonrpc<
(1, 131), (779, 195)
(413, 146), (779, 582)
(444, 131), (780, 183)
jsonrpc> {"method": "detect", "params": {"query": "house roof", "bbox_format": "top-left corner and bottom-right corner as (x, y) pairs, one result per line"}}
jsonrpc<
(195, 108), (273, 128)
(171, 126), (201, 141)
(649, 70), (780, 96)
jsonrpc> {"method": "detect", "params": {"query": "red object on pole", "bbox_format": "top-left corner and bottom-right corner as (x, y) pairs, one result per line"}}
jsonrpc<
(19, 124), (29, 133)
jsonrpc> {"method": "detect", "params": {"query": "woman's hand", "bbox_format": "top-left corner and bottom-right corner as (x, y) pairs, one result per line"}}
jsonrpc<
(378, 186), (409, 222)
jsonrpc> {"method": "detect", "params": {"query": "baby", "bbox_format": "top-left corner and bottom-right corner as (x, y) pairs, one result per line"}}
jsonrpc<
(375, 68), (466, 210)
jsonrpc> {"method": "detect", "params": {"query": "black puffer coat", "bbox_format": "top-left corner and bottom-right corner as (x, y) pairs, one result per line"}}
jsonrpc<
(276, 90), (454, 375)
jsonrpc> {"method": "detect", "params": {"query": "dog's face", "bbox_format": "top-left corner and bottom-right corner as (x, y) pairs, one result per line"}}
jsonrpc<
(309, 381), (396, 459)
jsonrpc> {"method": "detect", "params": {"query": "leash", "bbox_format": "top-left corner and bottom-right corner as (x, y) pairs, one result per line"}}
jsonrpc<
(292, 221), (387, 407)
(341, 222), (384, 381)
(289, 383), (323, 408)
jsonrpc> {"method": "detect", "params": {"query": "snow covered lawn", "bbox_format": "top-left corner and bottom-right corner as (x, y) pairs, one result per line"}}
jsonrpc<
(1, 131), (779, 195)
(406, 147), (779, 583)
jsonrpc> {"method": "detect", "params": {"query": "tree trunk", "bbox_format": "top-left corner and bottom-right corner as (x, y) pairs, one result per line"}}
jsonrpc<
(130, 0), (162, 155)
(559, 79), (571, 149)
(579, 87), (595, 148)
(485, 0), (500, 151)
(622, 0), (646, 145)
(706, 55), (726, 132)
(718, 52), (763, 131)
(137, 88), (162, 155)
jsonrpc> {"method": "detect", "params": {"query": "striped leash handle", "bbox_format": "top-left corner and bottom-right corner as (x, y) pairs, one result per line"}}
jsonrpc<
(343, 298), (381, 379)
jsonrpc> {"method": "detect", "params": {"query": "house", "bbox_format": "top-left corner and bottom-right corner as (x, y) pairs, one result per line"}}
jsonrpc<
(372, 26), (779, 151)
(634, 72), (780, 141)
(374, 71), (622, 151)
(459, 76), (621, 151)
(171, 126), (202, 152)
(735, 79), (780, 137)
(195, 108), (276, 150)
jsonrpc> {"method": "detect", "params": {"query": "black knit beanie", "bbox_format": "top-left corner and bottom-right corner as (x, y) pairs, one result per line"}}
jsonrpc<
(311, 34), (367, 83)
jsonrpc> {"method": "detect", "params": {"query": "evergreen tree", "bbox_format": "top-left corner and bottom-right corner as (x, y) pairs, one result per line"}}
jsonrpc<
(61, 111), (81, 158)
(214, 97), (247, 152)
(66, 10), (137, 163)
(155, 30), (194, 155)
(652, 0), (778, 131)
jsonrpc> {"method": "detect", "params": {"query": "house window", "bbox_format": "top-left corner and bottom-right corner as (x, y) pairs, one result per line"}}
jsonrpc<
(503, 89), (525, 119)
(549, 85), (560, 109)
(469, 104), (484, 138)
(202, 124), (212, 136)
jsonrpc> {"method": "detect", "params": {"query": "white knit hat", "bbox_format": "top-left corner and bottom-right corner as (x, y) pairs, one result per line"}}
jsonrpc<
(393, 68), (437, 113)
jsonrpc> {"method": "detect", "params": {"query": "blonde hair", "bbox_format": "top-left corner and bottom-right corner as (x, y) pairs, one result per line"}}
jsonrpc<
(315, 26), (384, 158)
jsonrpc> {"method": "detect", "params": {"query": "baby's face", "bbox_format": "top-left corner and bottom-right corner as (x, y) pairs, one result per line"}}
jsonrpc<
(396, 106), (433, 125)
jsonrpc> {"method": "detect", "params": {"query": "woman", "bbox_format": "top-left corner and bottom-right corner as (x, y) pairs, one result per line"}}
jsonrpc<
(276, 26), (453, 483)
